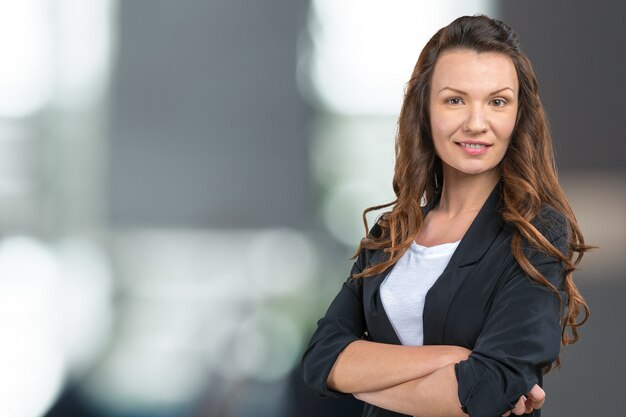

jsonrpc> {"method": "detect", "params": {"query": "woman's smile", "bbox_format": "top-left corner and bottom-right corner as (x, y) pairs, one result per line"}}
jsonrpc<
(455, 141), (492, 156)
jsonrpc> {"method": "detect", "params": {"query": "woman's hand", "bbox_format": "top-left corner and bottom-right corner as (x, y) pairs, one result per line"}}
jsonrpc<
(502, 384), (546, 416)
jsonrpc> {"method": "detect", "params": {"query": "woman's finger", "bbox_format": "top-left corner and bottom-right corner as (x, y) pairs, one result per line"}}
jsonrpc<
(511, 395), (527, 415)
(524, 401), (534, 414)
(527, 384), (546, 409)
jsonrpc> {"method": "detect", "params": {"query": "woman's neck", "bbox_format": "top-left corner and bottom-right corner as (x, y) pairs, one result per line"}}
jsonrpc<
(436, 169), (499, 218)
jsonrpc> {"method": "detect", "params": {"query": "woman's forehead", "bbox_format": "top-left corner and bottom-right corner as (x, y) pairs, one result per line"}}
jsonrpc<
(431, 50), (518, 95)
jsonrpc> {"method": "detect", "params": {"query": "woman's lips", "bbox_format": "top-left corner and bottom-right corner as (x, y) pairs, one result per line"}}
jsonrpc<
(455, 141), (491, 156)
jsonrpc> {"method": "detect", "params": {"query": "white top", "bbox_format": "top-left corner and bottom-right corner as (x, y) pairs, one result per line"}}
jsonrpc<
(380, 240), (461, 346)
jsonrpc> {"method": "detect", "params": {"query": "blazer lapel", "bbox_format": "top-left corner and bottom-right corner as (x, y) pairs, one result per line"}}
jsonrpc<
(422, 182), (504, 345)
(360, 246), (403, 345)
(362, 268), (402, 345)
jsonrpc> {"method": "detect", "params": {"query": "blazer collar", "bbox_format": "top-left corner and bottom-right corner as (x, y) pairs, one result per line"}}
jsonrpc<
(437, 181), (504, 267)
(422, 181), (505, 344)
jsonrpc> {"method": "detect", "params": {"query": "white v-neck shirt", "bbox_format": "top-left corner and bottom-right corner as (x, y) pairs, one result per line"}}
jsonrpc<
(380, 240), (461, 346)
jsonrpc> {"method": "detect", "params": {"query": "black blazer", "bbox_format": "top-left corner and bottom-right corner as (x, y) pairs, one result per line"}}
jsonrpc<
(302, 183), (568, 417)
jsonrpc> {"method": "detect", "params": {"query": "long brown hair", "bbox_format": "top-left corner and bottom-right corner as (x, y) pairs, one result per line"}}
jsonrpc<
(352, 15), (591, 364)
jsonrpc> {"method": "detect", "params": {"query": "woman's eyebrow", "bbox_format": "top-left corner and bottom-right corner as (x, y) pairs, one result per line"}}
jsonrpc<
(437, 86), (515, 95)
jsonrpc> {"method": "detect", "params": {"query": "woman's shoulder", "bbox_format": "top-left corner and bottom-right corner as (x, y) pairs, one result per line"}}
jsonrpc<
(367, 220), (385, 239)
(527, 204), (570, 260)
(350, 221), (386, 277)
(532, 204), (569, 241)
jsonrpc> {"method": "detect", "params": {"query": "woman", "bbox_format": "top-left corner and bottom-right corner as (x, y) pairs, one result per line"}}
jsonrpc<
(302, 15), (590, 417)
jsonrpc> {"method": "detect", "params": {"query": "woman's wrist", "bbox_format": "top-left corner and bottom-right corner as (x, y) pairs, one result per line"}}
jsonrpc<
(443, 345), (471, 366)
(404, 345), (471, 381)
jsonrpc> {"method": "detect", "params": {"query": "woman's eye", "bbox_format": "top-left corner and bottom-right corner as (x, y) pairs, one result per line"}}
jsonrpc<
(446, 97), (463, 105)
(491, 98), (507, 107)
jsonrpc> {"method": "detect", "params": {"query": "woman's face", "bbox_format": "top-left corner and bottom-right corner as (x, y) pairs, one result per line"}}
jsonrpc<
(429, 49), (518, 181)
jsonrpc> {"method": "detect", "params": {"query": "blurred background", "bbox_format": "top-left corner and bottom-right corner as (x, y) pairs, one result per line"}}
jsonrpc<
(0, 0), (623, 416)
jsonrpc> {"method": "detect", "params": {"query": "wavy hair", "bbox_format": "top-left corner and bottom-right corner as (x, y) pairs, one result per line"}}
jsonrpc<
(352, 15), (591, 368)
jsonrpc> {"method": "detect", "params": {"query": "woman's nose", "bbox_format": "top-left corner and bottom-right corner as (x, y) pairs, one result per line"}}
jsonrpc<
(463, 105), (488, 133)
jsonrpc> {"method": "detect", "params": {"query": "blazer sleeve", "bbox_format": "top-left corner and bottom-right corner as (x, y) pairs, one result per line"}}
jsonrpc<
(301, 249), (369, 398)
(455, 229), (569, 417)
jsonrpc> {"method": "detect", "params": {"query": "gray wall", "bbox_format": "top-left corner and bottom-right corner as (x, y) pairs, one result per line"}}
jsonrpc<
(502, 1), (626, 172)
(108, 0), (314, 229)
